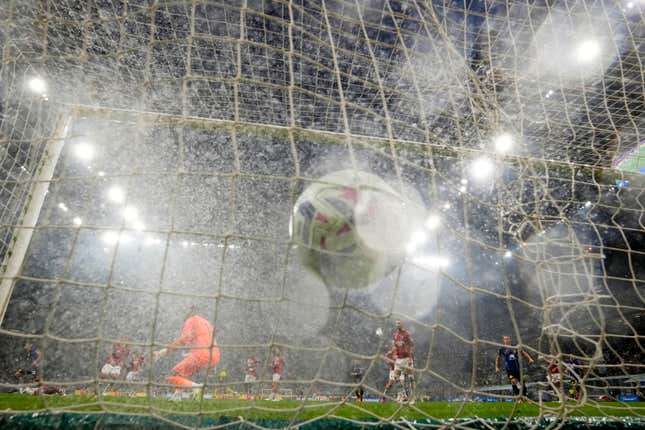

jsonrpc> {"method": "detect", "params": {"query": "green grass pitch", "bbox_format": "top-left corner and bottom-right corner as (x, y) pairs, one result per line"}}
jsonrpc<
(0, 394), (643, 421)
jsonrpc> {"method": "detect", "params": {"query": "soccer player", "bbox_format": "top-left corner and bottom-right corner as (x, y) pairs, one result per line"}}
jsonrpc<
(100, 341), (130, 380)
(350, 361), (365, 402)
(153, 307), (220, 396)
(266, 348), (284, 401)
(217, 369), (228, 397)
(383, 347), (397, 399)
(564, 354), (583, 400)
(495, 335), (534, 399)
(15, 343), (41, 393)
(126, 350), (146, 382)
(546, 355), (562, 396)
(244, 356), (258, 399)
(384, 320), (415, 403)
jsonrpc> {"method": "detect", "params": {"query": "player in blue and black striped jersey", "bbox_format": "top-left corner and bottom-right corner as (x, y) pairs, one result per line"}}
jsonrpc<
(495, 335), (534, 398)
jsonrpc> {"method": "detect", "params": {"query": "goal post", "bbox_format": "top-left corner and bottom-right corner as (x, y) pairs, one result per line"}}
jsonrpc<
(0, 113), (73, 324)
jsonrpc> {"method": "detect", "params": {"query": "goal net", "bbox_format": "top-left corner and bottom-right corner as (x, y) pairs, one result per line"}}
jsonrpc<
(1, 1), (643, 429)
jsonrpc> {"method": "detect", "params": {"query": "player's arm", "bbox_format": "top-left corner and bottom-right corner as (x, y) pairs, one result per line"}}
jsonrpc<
(495, 353), (500, 373)
(33, 349), (42, 367)
(521, 349), (534, 364)
(154, 319), (193, 360)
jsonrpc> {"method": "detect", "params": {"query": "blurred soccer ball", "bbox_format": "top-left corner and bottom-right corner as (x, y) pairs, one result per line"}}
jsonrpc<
(291, 170), (423, 289)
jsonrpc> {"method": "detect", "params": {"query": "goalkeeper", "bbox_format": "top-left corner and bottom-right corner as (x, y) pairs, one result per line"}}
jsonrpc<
(154, 306), (220, 391)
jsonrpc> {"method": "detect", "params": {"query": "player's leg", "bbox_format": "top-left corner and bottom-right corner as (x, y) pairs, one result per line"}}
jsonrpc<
(166, 353), (208, 399)
(244, 375), (250, 398)
(508, 373), (520, 396)
(404, 358), (415, 404)
(269, 373), (281, 400)
(383, 369), (399, 401)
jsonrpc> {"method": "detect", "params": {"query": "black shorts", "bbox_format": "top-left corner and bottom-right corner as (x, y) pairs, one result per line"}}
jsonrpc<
(507, 370), (521, 382)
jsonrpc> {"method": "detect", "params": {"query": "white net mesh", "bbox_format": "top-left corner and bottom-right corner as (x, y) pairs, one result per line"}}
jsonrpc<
(0, 0), (643, 428)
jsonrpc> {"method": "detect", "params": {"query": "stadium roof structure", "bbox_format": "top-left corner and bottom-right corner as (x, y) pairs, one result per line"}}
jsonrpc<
(0, 0), (642, 168)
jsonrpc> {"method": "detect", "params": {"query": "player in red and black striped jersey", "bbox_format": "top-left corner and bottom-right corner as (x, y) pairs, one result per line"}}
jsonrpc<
(266, 349), (284, 401)
(126, 351), (146, 382)
(383, 320), (415, 403)
(101, 341), (130, 380)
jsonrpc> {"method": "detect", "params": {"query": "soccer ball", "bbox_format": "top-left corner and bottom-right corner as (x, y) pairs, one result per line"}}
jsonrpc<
(291, 170), (423, 289)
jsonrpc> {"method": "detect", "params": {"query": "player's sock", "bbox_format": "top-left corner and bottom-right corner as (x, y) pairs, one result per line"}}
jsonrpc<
(167, 375), (196, 387)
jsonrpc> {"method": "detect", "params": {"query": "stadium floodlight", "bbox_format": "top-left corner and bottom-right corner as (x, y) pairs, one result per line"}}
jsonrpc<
(122, 206), (138, 222)
(494, 133), (514, 153)
(27, 77), (47, 94)
(73, 143), (95, 161)
(576, 40), (600, 63)
(72, 217), (82, 226)
(107, 186), (125, 204)
(470, 157), (495, 181)
(425, 214), (441, 230)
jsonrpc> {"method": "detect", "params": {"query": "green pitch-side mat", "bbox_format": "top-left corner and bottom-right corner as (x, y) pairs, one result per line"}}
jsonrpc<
(0, 395), (643, 429)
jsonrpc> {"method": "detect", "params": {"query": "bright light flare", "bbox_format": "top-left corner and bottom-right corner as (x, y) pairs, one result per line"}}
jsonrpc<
(504, 250), (512, 259)
(424, 214), (441, 230)
(122, 206), (138, 222)
(145, 236), (162, 246)
(102, 231), (120, 245)
(406, 230), (427, 253)
(27, 77), (47, 94)
(494, 133), (514, 153)
(412, 255), (450, 271)
(72, 217), (82, 226)
(576, 40), (600, 63)
(107, 186), (125, 204)
(73, 143), (95, 161)
(470, 157), (495, 181)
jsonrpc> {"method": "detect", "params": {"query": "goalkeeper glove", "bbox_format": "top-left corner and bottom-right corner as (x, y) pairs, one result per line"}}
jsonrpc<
(153, 348), (168, 362)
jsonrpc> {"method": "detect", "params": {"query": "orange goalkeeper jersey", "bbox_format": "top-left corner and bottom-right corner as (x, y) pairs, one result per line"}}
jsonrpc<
(175, 315), (217, 354)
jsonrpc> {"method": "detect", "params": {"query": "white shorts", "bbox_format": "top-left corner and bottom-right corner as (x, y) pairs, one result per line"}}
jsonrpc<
(389, 370), (396, 381)
(272, 373), (281, 383)
(101, 364), (122, 378)
(547, 373), (562, 384)
(126, 371), (140, 382)
(394, 358), (412, 373)
(245, 374), (257, 383)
